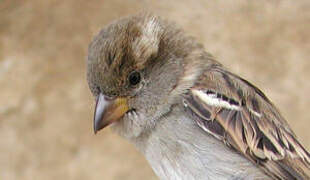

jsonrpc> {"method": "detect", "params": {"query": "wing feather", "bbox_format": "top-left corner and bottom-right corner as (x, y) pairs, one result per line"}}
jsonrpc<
(183, 67), (310, 179)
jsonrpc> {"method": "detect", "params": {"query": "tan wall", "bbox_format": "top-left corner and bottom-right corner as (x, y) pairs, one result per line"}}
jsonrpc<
(0, 0), (309, 179)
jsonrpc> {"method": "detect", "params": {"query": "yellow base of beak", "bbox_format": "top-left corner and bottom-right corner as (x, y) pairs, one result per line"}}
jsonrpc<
(94, 94), (129, 133)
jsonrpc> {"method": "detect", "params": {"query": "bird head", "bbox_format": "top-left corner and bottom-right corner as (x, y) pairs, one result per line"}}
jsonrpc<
(87, 14), (210, 139)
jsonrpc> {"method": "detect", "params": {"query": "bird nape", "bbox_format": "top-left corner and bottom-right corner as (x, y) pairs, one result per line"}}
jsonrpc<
(87, 13), (310, 180)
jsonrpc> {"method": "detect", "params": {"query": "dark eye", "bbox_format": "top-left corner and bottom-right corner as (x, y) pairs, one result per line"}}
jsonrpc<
(128, 71), (141, 86)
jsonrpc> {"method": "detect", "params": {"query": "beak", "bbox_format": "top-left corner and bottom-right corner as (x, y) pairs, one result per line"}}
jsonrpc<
(94, 93), (129, 134)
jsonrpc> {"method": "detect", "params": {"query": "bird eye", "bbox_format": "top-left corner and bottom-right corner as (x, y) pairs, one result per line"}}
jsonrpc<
(128, 71), (141, 86)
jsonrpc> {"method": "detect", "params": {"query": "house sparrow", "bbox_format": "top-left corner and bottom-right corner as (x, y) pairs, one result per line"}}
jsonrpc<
(87, 14), (310, 179)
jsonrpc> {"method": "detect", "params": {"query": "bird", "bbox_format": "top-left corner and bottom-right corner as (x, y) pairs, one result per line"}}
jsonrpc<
(87, 13), (310, 179)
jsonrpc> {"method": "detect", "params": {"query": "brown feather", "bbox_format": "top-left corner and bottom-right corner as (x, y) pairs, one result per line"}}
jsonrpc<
(183, 66), (310, 179)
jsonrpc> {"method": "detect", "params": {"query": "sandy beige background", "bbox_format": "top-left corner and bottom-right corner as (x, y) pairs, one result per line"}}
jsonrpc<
(0, 0), (309, 179)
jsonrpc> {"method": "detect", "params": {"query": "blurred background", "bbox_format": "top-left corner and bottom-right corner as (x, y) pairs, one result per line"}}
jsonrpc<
(0, 0), (309, 179)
